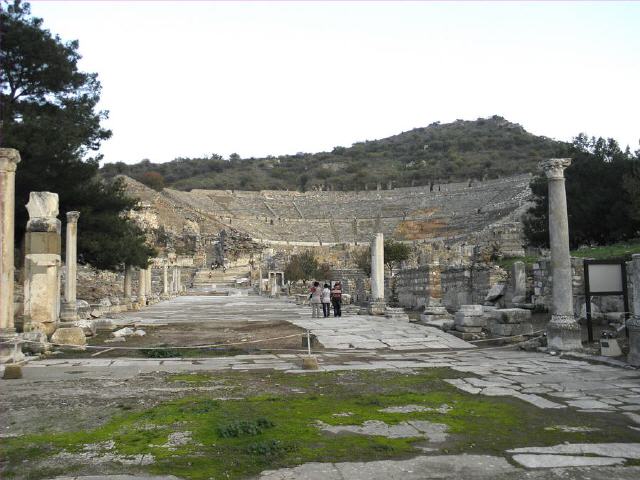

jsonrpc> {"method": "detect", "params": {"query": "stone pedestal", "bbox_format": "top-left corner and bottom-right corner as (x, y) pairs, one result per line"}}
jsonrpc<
(23, 192), (62, 337)
(368, 232), (386, 315)
(505, 261), (526, 305)
(60, 211), (80, 322)
(0, 149), (24, 363)
(540, 159), (582, 351)
(628, 254), (640, 366)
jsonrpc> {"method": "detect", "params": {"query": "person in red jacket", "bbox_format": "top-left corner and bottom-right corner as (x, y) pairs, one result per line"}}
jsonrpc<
(330, 281), (342, 317)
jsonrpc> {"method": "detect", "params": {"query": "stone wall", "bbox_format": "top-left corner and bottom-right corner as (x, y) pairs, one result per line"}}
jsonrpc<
(532, 257), (632, 319)
(441, 264), (501, 311)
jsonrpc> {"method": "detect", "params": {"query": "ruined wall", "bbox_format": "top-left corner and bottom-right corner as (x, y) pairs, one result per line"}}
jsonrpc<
(532, 257), (631, 318)
(440, 264), (502, 311)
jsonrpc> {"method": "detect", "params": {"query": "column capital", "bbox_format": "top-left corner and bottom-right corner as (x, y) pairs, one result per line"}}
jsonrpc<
(66, 211), (80, 223)
(0, 148), (21, 172)
(539, 158), (571, 179)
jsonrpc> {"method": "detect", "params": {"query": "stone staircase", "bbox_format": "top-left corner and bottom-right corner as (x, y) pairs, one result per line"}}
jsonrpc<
(192, 265), (250, 289)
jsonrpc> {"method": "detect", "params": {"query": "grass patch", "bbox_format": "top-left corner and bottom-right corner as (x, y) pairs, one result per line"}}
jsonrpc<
(2, 369), (639, 479)
(497, 240), (640, 270)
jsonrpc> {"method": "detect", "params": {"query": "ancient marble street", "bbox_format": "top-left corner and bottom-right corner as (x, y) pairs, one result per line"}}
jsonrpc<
(3, 294), (640, 480)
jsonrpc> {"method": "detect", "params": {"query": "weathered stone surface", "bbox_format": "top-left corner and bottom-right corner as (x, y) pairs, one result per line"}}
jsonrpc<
(2, 364), (22, 379)
(458, 305), (483, 316)
(511, 454), (625, 468)
(485, 283), (505, 302)
(489, 323), (533, 337)
(21, 331), (49, 354)
(509, 442), (640, 459)
(492, 308), (532, 324)
(50, 327), (86, 347)
(316, 419), (448, 441)
(454, 313), (486, 327)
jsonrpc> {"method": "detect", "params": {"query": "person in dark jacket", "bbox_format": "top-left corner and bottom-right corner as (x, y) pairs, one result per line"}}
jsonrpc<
(330, 281), (342, 317)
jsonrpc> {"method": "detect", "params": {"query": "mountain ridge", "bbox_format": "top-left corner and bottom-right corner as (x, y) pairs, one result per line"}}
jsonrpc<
(101, 115), (569, 192)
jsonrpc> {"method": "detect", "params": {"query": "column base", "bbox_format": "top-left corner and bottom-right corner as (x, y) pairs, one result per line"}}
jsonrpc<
(368, 300), (387, 316)
(60, 301), (78, 322)
(547, 314), (582, 351)
(627, 317), (640, 367)
(0, 332), (25, 364)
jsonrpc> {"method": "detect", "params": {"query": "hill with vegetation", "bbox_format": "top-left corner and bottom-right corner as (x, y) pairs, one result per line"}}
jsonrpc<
(101, 115), (569, 192)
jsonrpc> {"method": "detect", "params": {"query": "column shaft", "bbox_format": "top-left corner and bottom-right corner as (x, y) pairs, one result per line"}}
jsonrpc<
(124, 265), (133, 304)
(628, 254), (640, 365)
(540, 158), (582, 351)
(138, 268), (147, 306)
(61, 211), (80, 321)
(0, 149), (20, 333)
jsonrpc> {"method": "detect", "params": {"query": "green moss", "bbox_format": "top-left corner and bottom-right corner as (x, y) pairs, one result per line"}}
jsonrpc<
(2, 368), (639, 479)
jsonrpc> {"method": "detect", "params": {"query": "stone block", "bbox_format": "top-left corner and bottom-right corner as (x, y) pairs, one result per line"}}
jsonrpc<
(3, 364), (22, 379)
(454, 312), (486, 327)
(24, 231), (61, 255)
(73, 319), (96, 336)
(50, 327), (86, 347)
(490, 322), (533, 337)
(492, 308), (532, 324)
(458, 304), (483, 316)
(455, 325), (482, 333)
(21, 331), (49, 354)
(302, 356), (319, 370)
(485, 284), (505, 302)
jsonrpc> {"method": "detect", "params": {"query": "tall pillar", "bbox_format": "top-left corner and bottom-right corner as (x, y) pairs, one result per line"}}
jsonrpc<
(23, 192), (62, 337)
(540, 158), (582, 351)
(146, 267), (152, 298)
(176, 267), (182, 293)
(138, 268), (147, 306)
(162, 264), (169, 298)
(0, 149), (23, 363)
(628, 254), (640, 366)
(123, 265), (133, 307)
(368, 232), (386, 315)
(60, 211), (80, 321)
(171, 266), (177, 294)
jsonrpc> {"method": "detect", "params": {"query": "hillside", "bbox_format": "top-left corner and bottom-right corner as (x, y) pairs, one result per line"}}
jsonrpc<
(101, 115), (568, 192)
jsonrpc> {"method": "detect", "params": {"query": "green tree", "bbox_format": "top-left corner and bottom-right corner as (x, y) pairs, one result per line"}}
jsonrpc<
(1, 1), (153, 269)
(523, 135), (640, 248)
(352, 241), (411, 276)
(284, 251), (319, 282)
(384, 240), (411, 276)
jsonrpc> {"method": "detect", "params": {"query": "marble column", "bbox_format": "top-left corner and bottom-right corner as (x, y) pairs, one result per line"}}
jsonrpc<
(162, 264), (169, 298)
(146, 267), (152, 300)
(0, 149), (23, 363)
(123, 265), (133, 307)
(176, 267), (182, 293)
(60, 211), (80, 321)
(628, 254), (640, 366)
(138, 268), (147, 306)
(368, 232), (386, 315)
(23, 192), (62, 337)
(540, 158), (582, 351)
(171, 266), (177, 294)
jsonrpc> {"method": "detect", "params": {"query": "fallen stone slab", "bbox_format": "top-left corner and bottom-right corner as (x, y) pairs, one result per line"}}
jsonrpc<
(511, 454), (625, 468)
(508, 443), (640, 459)
(259, 455), (517, 480)
(316, 419), (448, 441)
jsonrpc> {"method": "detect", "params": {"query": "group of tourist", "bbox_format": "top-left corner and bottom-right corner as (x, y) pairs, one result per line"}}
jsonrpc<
(309, 281), (342, 318)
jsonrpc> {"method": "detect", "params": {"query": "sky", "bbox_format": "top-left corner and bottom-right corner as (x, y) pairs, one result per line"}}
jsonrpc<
(28, 0), (640, 165)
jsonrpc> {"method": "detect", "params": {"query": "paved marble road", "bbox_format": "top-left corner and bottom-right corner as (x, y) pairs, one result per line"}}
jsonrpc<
(112, 294), (475, 351)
